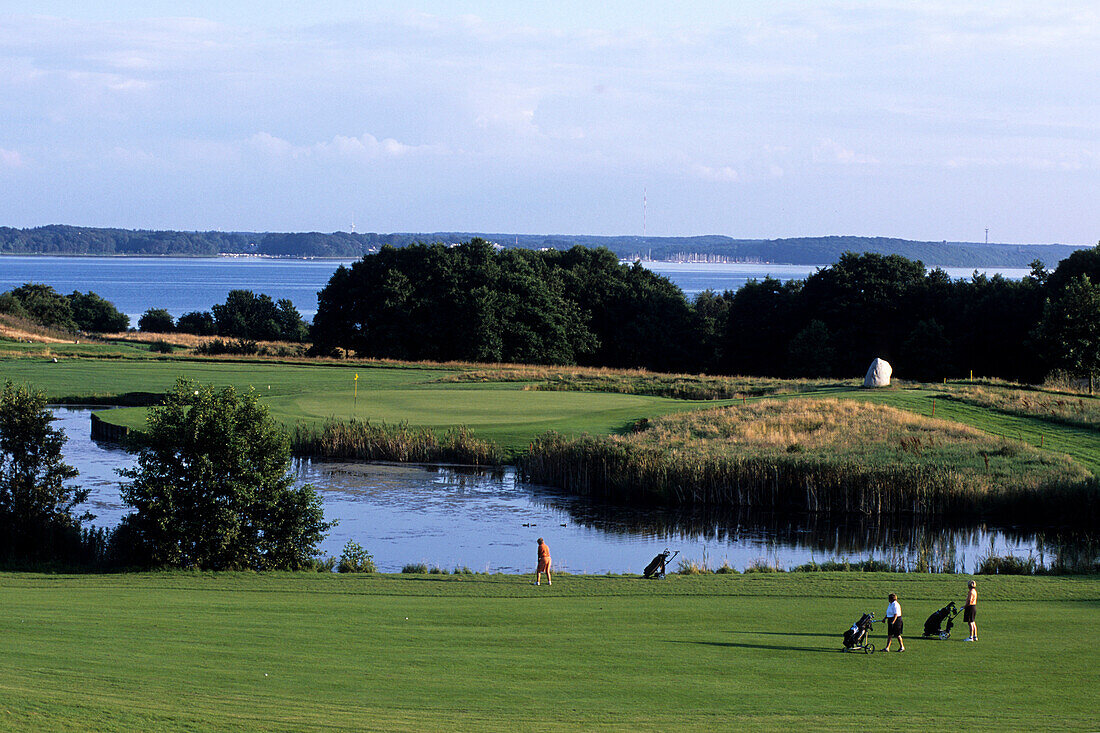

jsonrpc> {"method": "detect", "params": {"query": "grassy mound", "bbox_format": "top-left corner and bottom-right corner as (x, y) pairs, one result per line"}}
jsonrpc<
(521, 398), (1095, 520)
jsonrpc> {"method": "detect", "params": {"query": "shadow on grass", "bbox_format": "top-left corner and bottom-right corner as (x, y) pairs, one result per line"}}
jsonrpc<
(669, 639), (837, 654)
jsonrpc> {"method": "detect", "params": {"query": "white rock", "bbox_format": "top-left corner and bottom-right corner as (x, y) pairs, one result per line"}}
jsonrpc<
(863, 358), (892, 387)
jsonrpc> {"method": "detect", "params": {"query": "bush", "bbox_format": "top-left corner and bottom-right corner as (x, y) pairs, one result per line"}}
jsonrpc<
(977, 554), (1037, 575)
(714, 562), (740, 574)
(337, 540), (377, 573)
(676, 558), (710, 575)
(402, 562), (429, 574)
(744, 559), (784, 573)
(148, 340), (175, 354)
(194, 338), (260, 356)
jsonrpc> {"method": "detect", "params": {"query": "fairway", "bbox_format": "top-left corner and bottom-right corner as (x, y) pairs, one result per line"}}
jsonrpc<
(1, 572), (1096, 731)
(0, 357), (733, 452)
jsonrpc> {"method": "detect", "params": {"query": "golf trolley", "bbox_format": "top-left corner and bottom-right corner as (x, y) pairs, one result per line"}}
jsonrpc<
(923, 601), (961, 639)
(842, 612), (877, 654)
(643, 548), (679, 579)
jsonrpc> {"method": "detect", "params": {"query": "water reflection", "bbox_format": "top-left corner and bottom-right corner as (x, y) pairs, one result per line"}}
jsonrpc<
(53, 407), (1096, 574)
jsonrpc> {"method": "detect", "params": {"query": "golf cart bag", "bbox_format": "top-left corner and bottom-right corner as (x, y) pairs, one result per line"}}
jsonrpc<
(923, 601), (960, 639)
(842, 612), (876, 654)
(643, 549), (679, 579)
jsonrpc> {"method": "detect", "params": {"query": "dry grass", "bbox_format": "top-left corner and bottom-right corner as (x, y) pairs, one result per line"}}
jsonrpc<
(0, 313), (78, 344)
(441, 365), (844, 400)
(520, 398), (1095, 521)
(941, 383), (1100, 431)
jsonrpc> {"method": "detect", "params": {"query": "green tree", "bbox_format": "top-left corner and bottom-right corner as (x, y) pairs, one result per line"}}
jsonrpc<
(786, 320), (835, 377)
(6, 283), (77, 331)
(1036, 275), (1100, 393)
(118, 379), (331, 569)
(176, 310), (216, 336)
(0, 381), (85, 561)
(138, 308), (175, 333)
(67, 290), (129, 332)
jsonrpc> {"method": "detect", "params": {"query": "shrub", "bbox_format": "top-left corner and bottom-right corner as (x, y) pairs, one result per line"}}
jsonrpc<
(714, 562), (740, 574)
(194, 338), (260, 356)
(402, 562), (429, 574)
(744, 559), (783, 573)
(427, 565), (449, 575)
(148, 340), (174, 354)
(453, 566), (474, 574)
(977, 554), (1037, 575)
(337, 540), (377, 573)
(675, 558), (710, 575)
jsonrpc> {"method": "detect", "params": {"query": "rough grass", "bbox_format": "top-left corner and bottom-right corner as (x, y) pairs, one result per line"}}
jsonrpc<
(442, 365), (842, 400)
(520, 398), (1095, 520)
(0, 572), (1096, 732)
(938, 383), (1100, 431)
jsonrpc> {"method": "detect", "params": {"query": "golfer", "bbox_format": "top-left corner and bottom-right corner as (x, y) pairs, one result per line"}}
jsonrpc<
(884, 593), (905, 652)
(535, 538), (552, 586)
(963, 580), (978, 641)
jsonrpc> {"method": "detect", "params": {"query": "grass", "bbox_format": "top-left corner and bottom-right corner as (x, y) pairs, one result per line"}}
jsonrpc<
(521, 398), (1094, 520)
(0, 357), (737, 455)
(0, 571), (1096, 731)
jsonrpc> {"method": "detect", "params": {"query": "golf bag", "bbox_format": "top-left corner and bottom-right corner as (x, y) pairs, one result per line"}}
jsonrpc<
(923, 601), (960, 639)
(842, 612), (876, 653)
(643, 549), (679, 579)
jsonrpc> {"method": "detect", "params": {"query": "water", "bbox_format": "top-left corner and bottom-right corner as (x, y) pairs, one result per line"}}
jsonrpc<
(56, 407), (1074, 574)
(0, 255), (1030, 322)
(641, 261), (1031, 299)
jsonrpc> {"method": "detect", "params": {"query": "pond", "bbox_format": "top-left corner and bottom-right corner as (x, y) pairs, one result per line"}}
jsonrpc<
(57, 407), (1089, 574)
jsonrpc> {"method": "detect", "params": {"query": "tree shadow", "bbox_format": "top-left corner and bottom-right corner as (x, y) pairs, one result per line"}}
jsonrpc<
(668, 640), (838, 654)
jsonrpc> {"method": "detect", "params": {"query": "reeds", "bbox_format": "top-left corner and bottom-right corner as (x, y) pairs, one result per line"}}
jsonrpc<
(291, 418), (505, 465)
(519, 398), (1097, 523)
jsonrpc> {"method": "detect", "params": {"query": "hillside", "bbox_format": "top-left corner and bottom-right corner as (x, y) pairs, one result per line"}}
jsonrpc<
(0, 225), (1087, 267)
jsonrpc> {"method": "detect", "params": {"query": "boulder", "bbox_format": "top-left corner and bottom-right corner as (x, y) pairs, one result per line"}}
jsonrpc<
(863, 358), (892, 387)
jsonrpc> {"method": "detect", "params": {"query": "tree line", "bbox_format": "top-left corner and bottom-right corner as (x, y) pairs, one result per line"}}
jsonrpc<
(1, 224), (1086, 266)
(314, 241), (1100, 385)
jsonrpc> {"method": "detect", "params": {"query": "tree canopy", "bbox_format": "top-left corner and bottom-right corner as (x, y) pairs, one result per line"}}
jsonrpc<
(118, 379), (330, 570)
(0, 381), (85, 562)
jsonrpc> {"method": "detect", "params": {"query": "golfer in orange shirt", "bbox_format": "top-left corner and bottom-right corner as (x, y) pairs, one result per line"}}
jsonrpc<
(535, 538), (552, 586)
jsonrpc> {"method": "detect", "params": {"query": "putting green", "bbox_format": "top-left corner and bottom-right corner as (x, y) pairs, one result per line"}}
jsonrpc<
(0, 357), (733, 452)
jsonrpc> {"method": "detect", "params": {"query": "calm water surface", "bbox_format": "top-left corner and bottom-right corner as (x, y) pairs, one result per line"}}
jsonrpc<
(56, 408), (1071, 574)
(1, 255), (1030, 321)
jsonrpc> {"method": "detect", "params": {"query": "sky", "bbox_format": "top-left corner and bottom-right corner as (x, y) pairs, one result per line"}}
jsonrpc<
(1, 1), (1098, 243)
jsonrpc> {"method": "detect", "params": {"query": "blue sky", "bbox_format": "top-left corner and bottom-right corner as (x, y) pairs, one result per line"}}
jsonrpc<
(1, 2), (1097, 242)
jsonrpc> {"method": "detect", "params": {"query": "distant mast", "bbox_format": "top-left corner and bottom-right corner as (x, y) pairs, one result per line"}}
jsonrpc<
(643, 188), (647, 238)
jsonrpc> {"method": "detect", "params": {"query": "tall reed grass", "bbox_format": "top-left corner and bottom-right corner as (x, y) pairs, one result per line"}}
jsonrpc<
(292, 418), (505, 465)
(519, 398), (1096, 523)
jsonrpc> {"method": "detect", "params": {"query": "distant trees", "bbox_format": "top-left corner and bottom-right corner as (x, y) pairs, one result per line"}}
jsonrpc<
(118, 379), (331, 569)
(0, 381), (86, 563)
(312, 241), (705, 370)
(211, 290), (308, 342)
(0, 284), (128, 333)
(176, 310), (217, 336)
(138, 308), (175, 333)
(67, 290), (129, 332)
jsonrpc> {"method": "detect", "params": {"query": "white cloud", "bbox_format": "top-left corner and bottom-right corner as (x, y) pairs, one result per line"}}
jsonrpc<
(813, 139), (878, 165)
(692, 164), (739, 182)
(0, 148), (24, 168)
(246, 132), (445, 161)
